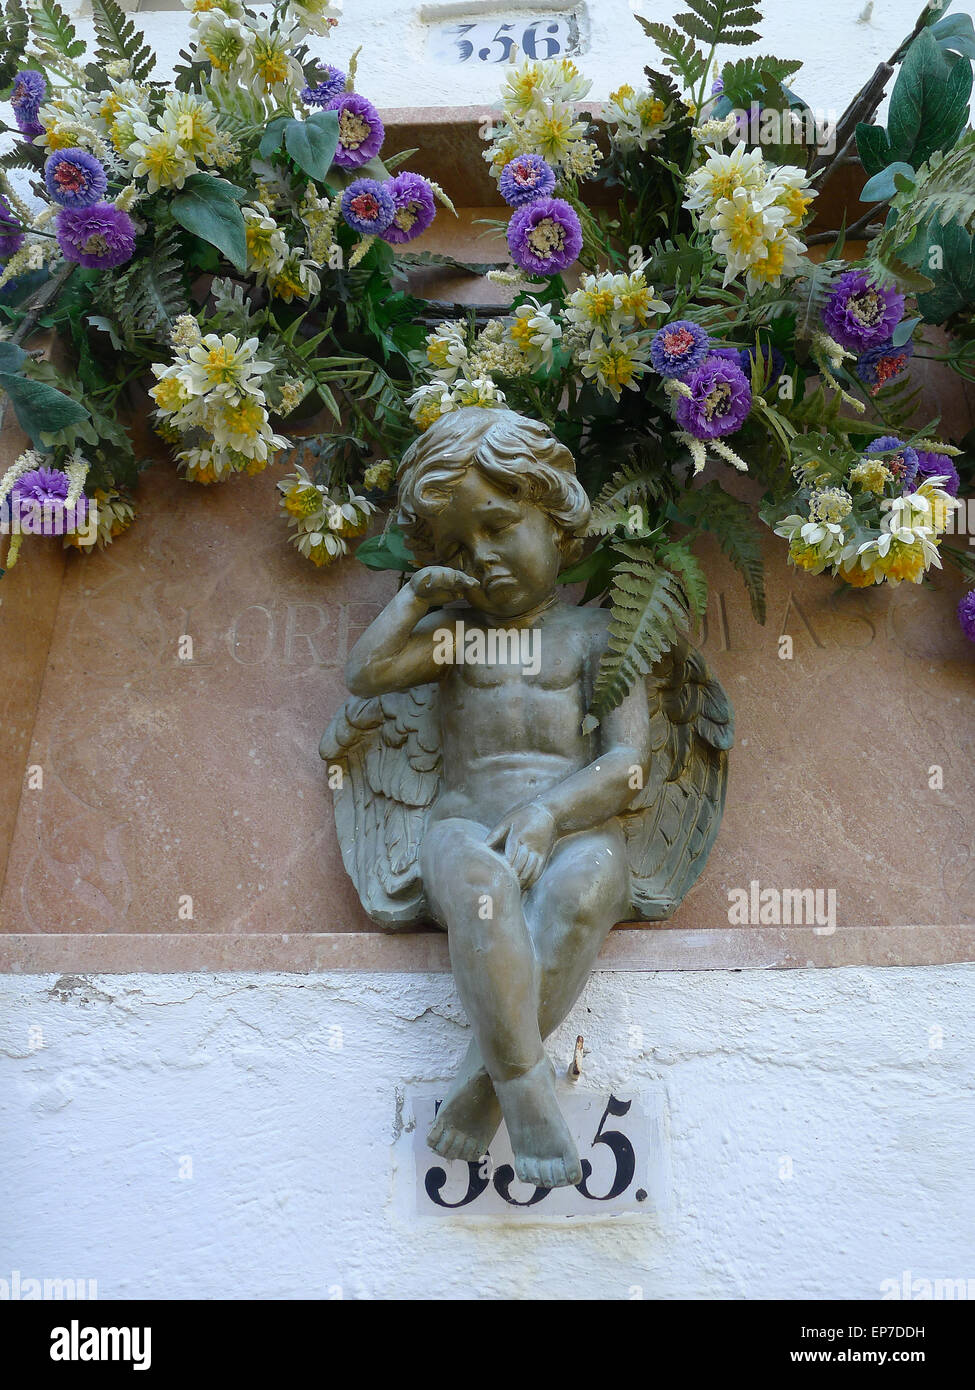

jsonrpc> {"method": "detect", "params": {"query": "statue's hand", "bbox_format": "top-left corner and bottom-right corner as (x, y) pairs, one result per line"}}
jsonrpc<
(486, 802), (557, 892)
(410, 565), (478, 606)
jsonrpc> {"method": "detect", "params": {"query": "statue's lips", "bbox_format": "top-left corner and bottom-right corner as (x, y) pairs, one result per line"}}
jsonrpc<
(483, 573), (517, 593)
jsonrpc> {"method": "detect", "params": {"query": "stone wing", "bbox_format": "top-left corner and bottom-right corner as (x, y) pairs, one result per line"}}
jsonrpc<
(319, 684), (442, 928)
(621, 637), (734, 920)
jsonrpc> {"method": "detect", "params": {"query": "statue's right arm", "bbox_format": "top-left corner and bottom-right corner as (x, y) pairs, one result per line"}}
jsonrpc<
(345, 566), (476, 696)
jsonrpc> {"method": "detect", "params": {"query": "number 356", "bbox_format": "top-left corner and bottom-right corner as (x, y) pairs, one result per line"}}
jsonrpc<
(451, 21), (566, 64)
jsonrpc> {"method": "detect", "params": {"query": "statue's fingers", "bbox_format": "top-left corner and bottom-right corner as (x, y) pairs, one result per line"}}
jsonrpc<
(485, 822), (508, 850)
(523, 853), (543, 890)
(509, 842), (530, 881)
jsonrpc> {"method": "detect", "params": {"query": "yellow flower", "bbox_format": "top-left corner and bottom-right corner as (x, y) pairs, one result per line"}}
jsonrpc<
(284, 484), (323, 518)
(878, 538), (927, 584)
(609, 83), (635, 104)
(252, 34), (292, 92)
(849, 459), (892, 495)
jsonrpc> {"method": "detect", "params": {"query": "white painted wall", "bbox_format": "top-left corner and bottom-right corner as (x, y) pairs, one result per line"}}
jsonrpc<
(64, 0), (934, 115)
(2, 965), (973, 1300)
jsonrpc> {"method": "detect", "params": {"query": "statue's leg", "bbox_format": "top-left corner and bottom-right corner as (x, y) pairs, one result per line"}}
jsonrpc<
(420, 817), (582, 1188)
(429, 825), (630, 1165)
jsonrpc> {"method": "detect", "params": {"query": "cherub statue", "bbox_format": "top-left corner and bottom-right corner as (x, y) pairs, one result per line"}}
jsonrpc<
(321, 407), (733, 1188)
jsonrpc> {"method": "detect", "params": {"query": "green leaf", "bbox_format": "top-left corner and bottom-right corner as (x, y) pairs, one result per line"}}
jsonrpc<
(356, 525), (415, 572)
(719, 54), (803, 107)
(668, 480), (766, 623)
(887, 28), (971, 168)
(860, 161), (916, 203)
(589, 554), (689, 722)
(171, 173), (247, 272)
(284, 109), (339, 181)
(0, 340), (27, 373)
(930, 11), (975, 60)
(27, 0), (85, 63)
(856, 121), (892, 178)
(90, 0), (154, 82)
(259, 115), (290, 159)
(917, 219), (975, 321)
(0, 0), (29, 90)
(0, 370), (89, 448)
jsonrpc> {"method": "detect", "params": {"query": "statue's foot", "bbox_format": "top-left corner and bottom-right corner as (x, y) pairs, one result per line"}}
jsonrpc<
(427, 1068), (502, 1164)
(495, 1058), (582, 1189)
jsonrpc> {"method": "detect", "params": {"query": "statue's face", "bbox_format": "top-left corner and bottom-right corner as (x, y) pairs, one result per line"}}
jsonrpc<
(428, 467), (563, 618)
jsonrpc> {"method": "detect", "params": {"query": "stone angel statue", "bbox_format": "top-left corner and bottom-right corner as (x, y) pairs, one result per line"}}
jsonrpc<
(321, 407), (733, 1189)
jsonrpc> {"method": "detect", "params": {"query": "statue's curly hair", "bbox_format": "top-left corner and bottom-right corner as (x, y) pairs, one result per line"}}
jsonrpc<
(396, 407), (591, 566)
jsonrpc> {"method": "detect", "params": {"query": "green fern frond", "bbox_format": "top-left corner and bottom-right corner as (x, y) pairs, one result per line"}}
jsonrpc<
(719, 55), (802, 106)
(657, 539), (709, 618)
(0, 0), (29, 89)
(589, 460), (667, 532)
(871, 373), (925, 432)
(92, 229), (187, 350)
(675, 1), (762, 47)
(791, 258), (844, 340)
(867, 132), (975, 283)
(671, 480), (767, 623)
(27, 0), (85, 63)
(90, 0), (154, 82)
(588, 551), (690, 722)
(643, 232), (709, 286)
(635, 19), (706, 89)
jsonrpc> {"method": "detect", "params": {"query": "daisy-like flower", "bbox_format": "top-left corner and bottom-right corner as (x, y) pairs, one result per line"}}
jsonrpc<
(452, 375), (508, 410)
(424, 321), (469, 382)
(43, 149), (108, 208)
(822, 270), (904, 354)
(63, 487), (134, 551)
(130, 123), (196, 192)
(849, 457), (892, 496)
(685, 141), (767, 222)
(650, 319), (711, 378)
(243, 203), (288, 274)
(498, 153), (556, 207)
(56, 202), (136, 269)
(195, 13), (249, 75)
(774, 513), (847, 574)
(341, 178), (395, 235)
(507, 299), (562, 369)
(327, 92), (384, 169)
(301, 65), (346, 107)
(674, 354), (752, 440)
(268, 254), (321, 303)
(606, 85), (674, 152)
(408, 379), (454, 430)
(0, 196), (25, 259)
(381, 172), (436, 244)
(710, 185), (786, 284)
(506, 196), (582, 276)
(287, 0), (342, 37)
(565, 272), (623, 335)
(210, 397), (287, 459)
(743, 228), (805, 291)
(856, 339), (913, 395)
(180, 333), (274, 400)
(578, 332), (652, 401)
(325, 485), (376, 538)
(279, 465), (325, 519)
(249, 23), (304, 96)
(768, 163), (816, 229)
(613, 269), (668, 329)
(160, 91), (219, 160)
(522, 102), (594, 175)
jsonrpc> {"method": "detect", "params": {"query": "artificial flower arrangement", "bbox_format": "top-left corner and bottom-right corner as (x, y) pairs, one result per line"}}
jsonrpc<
(0, 0), (452, 569)
(381, 0), (975, 719)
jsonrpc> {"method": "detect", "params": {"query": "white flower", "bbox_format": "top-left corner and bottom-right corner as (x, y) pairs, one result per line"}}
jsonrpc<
(685, 141), (768, 222)
(710, 185), (787, 283)
(577, 332), (652, 401)
(423, 322), (469, 383)
(160, 91), (219, 160)
(507, 299), (562, 368)
(129, 123), (196, 192)
(180, 333), (274, 401)
(285, 0), (342, 37)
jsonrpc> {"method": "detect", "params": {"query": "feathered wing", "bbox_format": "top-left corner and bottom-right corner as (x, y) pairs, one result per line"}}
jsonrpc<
(621, 636), (734, 920)
(319, 684), (442, 928)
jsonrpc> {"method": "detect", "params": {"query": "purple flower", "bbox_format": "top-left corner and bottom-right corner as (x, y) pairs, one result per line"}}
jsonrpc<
(822, 269), (904, 353)
(12, 466), (69, 505)
(0, 195), (24, 259)
(326, 92), (385, 169)
(44, 148), (108, 209)
(506, 197), (582, 276)
(650, 319), (711, 378)
(498, 154), (557, 207)
(56, 202), (136, 270)
(916, 449), (960, 497)
(380, 172), (436, 244)
(958, 590), (975, 643)
(856, 338), (913, 394)
(301, 66), (346, 107)
(340, 178), (395, 235)
(674, 353), (752, 440)
(11, 69), (45, 137)
(711, 76), (725, 96)
(865, 435), (919, 492)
